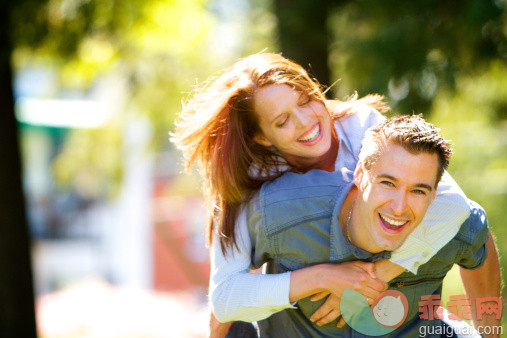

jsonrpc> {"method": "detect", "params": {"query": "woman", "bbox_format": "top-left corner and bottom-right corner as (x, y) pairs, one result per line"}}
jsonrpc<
(171, 53), (469, 330)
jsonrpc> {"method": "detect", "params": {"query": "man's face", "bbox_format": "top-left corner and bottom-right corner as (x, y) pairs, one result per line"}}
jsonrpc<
(353, 142), (439, 253)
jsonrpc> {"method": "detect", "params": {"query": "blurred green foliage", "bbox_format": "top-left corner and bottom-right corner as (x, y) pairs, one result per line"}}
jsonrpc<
(328, 0), (506, 114)
(12, 0), (279, 199)
(430, 61), (507, 279)
(12, 0), (222, 198)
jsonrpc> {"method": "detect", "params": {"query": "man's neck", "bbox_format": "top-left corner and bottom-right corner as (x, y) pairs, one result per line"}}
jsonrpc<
(339, 187), (358, 244)
(339, 186), (382, 254)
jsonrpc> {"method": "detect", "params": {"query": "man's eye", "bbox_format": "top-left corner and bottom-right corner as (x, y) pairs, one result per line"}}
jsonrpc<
(412, 189), (427, 195)
(381, 181), (394, 187)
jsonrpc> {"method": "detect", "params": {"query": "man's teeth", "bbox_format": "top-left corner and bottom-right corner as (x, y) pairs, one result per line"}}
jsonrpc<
(380, 214), (407, 227)
(298, 124), (320, 142)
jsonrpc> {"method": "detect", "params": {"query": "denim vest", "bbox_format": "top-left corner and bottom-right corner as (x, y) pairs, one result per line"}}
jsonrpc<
(247, 169), (488, 337)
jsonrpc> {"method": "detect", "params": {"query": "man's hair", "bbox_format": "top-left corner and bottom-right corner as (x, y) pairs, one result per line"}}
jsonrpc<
(359, 114), (453, 186)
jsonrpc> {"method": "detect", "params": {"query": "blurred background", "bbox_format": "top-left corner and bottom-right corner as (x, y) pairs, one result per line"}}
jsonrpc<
(0, 0), (505, 337)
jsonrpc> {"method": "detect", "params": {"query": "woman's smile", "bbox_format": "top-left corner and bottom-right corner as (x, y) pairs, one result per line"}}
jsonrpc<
(253, 84), (333, 162)
(297, 122), (323, 144)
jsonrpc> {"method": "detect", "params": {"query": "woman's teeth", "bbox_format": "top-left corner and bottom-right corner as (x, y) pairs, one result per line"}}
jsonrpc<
(380, 214), (408, 227)
(298, 124), (320, 142)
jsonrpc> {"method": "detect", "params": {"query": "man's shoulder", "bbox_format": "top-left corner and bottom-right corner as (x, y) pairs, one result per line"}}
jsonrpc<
(258, 169), (350, 203)
(454, 200), (488, 245)
(246, 169), (352, 236)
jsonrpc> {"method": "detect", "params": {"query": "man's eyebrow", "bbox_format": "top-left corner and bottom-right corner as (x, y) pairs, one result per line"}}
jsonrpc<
(378, 174), (434, 191)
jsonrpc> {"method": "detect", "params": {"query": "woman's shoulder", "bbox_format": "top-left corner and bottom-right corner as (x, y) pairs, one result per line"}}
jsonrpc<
(330, 102), (385, 142)
(335, 103), (385, 129)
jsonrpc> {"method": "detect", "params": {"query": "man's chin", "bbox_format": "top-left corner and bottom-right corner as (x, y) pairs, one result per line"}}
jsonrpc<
(377, 240), (403, 252)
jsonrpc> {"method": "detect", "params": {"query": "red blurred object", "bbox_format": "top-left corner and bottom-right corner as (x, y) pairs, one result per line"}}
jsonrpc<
(152, 178), (210, 291)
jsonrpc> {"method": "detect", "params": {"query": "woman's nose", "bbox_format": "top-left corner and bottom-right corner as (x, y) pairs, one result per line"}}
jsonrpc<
(293, 109), (312, 128)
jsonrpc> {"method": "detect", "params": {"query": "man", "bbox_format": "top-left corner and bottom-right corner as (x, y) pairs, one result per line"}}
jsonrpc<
(246, 115), (500, 336)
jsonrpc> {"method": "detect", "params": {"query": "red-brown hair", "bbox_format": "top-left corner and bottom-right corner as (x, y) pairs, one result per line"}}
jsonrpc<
(170, 53), (387, 254)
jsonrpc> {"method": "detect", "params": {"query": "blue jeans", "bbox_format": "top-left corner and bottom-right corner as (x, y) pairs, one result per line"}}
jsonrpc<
(225, 321), (259, 338)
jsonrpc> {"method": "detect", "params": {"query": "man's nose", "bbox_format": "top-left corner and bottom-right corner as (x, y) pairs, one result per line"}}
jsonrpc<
(391, 190), (408, 215)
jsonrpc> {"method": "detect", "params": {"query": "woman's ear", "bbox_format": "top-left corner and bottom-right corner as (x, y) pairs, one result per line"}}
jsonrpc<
(253, 134), (273, 147)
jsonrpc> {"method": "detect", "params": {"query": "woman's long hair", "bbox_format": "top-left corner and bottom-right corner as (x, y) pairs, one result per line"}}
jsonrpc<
(170, 53), (387, 254)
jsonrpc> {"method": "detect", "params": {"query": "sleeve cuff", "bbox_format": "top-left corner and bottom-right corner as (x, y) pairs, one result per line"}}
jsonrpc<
(389, 234), (435, 274)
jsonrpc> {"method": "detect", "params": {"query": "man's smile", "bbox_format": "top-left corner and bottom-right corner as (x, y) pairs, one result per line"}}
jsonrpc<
(378, 213), (409, 234)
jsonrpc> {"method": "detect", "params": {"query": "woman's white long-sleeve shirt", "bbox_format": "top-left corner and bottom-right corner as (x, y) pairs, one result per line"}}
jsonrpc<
(209, 108), (470, 323)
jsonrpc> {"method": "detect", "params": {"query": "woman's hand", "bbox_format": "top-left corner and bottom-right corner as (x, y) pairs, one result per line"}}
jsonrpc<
(317, 261), (387, 299)
(307, 261), (387, 326)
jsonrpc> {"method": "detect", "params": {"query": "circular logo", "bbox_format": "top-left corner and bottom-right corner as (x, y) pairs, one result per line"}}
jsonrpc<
(371, 290), (409, 328)
(340, 289), (409, 336)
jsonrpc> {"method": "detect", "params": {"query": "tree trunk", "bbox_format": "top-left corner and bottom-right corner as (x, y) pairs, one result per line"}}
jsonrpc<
(0, 2), (37, 337)
(274, 0), (336, 93)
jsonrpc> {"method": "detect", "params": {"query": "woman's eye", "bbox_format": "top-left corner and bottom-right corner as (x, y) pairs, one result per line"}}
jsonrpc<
(298, 93), (311, 106)
(276, 117), (289, 127)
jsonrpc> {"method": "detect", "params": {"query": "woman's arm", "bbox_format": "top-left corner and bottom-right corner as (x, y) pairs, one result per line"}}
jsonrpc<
(305, 259), (404, 326)
(389, 171), (470, 273)
(289, 261), (387, 302)
(209, 209), (294, 323)
(209, 209), (387, 323)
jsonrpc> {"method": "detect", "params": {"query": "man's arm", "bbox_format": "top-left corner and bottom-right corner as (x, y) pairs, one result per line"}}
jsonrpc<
(460, 230), (502, 338)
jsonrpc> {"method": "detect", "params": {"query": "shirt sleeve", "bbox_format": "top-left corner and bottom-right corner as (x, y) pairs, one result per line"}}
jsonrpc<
(456, 203), (489, 270)
(389, 171), (471, 274)
(346, 107), (385, 155)
(208, 208), (295, 323)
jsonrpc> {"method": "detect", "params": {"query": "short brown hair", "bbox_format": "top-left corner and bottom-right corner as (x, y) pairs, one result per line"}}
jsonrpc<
(359, 114), (453, 186)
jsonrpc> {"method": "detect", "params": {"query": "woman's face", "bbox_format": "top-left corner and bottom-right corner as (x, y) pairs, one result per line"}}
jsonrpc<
(253, 84), (333, 163)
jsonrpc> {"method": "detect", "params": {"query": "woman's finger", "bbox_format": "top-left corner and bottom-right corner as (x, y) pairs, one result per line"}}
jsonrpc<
(336, 316), (347, 328)
(311, 291), (329, 302)
(316, 309), (342, 326)
(310, 294), (341, 323)
(353, 285), (383, 302)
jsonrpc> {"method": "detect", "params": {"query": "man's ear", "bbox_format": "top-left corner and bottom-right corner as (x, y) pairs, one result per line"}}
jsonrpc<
(431, 188), (437, 203)
(353, 162), (365, 187)
(253, 134), (273, 147)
